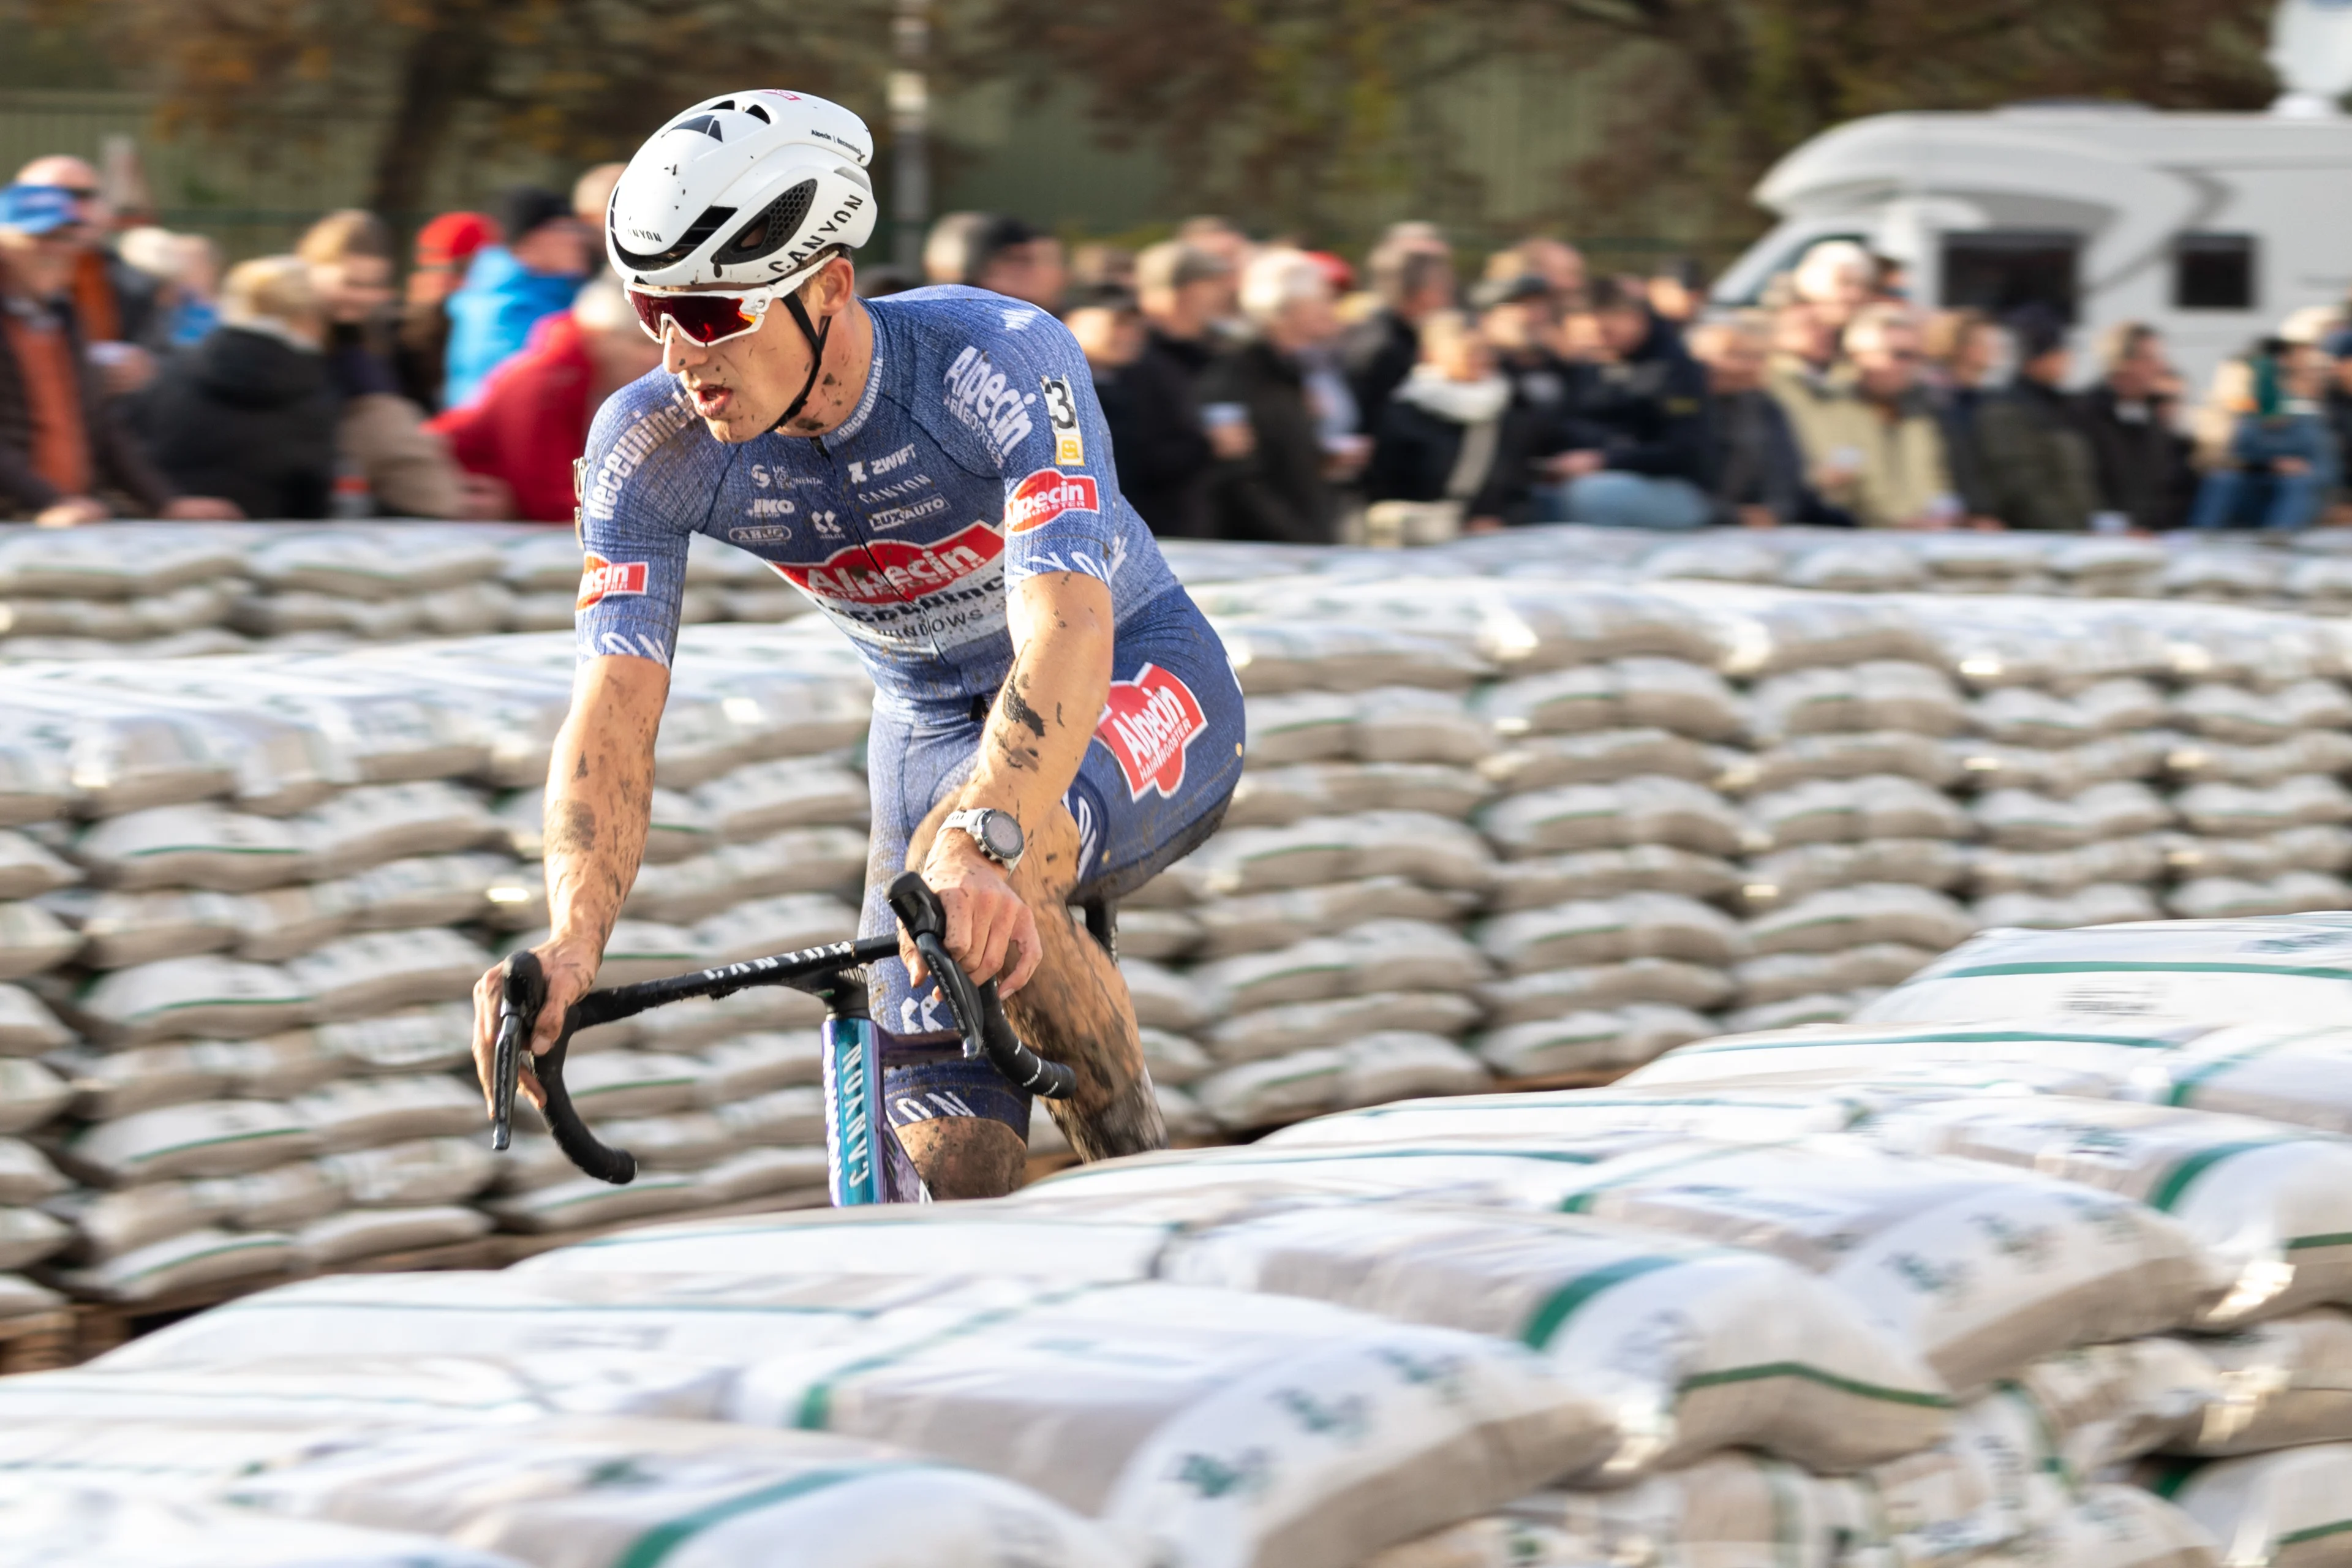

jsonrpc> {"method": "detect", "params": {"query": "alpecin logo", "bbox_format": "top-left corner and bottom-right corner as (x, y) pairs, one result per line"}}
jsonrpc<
(943, 345), (1035, 459)
(1005, 469), (1099, 533)
(770, 522), (1003, 605)
(576, 554), (649, 609)
(1095, 663), (1207, 800)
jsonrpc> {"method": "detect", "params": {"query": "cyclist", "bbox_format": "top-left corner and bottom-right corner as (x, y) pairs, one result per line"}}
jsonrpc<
(469, 90), (1242, 1200)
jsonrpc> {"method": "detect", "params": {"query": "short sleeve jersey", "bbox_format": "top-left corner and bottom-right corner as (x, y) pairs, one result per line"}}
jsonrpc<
(572, 286), (1180, 708)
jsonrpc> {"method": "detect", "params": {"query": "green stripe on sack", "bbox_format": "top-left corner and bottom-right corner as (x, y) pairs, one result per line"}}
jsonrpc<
(1556, 1141), (1784, 1214)
(1673, 1029), (2186, 1057)
(616, 1466), (917, 1568)
(791, 1284), (1099, 1431)
(1678, 1362), (1952, 1410)
(2281, 1518), (2352, 1549)
(2286, 1232), (2352, 1252)
(2166, 1026), (2341, 1107)
(1520, 1256), (1683, 1348)
(1942, 961), (2352, 982)
(2147, 1140), (2288, 1213)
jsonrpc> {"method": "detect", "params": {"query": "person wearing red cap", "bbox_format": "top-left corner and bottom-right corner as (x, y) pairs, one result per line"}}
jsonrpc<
(396, 211), (497, 413)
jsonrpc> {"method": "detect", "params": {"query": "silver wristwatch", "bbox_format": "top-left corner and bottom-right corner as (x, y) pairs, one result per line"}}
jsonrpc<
(943, 807), (1024, 871)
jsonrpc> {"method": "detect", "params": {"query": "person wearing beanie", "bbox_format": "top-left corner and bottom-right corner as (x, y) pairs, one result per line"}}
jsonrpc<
(396, 210), (497, 412)
(439, 186), (589, 409)
(1973, 304), (2100, 530)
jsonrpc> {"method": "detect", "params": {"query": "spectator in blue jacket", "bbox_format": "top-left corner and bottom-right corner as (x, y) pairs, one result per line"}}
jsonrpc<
(2191, 338), (2340, 531)
(439, 186), (589, 410)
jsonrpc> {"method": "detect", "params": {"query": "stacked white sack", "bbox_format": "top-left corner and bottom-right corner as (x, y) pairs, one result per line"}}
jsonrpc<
(0, 522), (813, 662)
(0, 620), (881, 1306)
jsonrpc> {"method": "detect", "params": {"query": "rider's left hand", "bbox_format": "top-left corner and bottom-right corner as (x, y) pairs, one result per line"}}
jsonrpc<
(908, 829), (1043, 997)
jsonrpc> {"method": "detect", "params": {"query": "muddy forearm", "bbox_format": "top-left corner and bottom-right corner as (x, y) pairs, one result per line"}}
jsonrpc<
(543, 656), (669, 960)
(961, 573), (1114, 829)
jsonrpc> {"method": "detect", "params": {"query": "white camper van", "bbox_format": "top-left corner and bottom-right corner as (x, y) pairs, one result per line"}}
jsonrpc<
(1711, 0), (2352, 394)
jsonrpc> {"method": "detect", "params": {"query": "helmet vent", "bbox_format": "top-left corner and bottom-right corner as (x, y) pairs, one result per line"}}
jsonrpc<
(612, 203), (737, 270)
(676, 114), (725, 141)
(712, 178), (817, 265)
(744, 102), (772, 124)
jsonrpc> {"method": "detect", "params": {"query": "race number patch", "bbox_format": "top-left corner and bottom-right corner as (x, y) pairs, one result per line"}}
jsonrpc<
(1005, 469), (1099, 534)
(1041, 374), (1084, 466)
(576, 554), (649, 609)
(1095, 663), (1208, 800)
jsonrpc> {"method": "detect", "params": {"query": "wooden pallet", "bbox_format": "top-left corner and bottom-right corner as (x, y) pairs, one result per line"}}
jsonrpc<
(0, 1310), (76, 1374)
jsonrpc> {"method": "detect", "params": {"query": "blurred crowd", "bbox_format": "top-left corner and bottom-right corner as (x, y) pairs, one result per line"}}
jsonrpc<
(2, 149), (2350, 538)
(0, 158), (654, 526)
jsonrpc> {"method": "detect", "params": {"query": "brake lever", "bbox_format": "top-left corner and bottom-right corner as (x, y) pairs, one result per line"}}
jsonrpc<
(490, 949), (637, 1185)
(491, 952), (543, 1153)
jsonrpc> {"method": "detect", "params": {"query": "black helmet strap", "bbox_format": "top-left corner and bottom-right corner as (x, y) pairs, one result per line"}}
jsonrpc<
(771, 288), (834, 433)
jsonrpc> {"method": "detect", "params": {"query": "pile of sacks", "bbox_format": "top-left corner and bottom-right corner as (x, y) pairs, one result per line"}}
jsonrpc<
(0, 524), (808, 661)
(1103, 559), (2352, 1133)
(0, 621), (875, 1314)
(17, 915), (2352, 1565)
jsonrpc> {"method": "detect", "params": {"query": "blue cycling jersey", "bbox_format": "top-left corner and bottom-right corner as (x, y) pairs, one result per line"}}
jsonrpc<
(573, 285), (1182, 709)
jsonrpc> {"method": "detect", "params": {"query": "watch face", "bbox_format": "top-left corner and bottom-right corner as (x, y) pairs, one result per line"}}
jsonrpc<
(982, 812), (1023, 861)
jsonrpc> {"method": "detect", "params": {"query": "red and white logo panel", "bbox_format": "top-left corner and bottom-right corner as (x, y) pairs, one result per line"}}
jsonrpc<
(576, 554), (649, 609)
(1095, 663), (1208, 801)
(770, 522), (1005, 606)
(1005, 469), (1099, 534)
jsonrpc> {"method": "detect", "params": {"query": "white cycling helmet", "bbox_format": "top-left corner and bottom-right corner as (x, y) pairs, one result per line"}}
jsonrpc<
(609, 91), (876, 430)
(607, 89), (875, 294)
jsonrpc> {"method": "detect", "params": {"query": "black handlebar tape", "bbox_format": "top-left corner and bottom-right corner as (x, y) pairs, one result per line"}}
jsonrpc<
(977, 979), (1077, 1100)
(492, 949), (636, 1186)
(891, 868), (1080, 1104)
(534, 1025), (637, 1185)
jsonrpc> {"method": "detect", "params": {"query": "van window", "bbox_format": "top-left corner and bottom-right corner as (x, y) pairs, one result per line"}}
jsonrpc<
(1940, 231), (2079, 322)
(2174, 234), (2256, 311)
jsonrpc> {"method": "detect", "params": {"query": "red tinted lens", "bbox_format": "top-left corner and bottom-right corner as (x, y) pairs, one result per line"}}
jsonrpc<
(627, 288), (757, 345)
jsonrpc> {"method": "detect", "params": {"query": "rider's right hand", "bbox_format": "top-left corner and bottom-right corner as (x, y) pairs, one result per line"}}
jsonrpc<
(470, 937), (602, 1118)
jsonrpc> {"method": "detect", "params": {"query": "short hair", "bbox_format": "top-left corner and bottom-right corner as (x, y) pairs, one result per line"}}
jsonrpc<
(1134, 239), (1229, 294)
(1921, 307), (1989, 365)
(1792, 239), (1873, 304)
(220, 255), (318, 330)
(1238, 248), (1330, 325)
(116, 225), (180, 280)
(1688, 310), (1770, 358)
(573, 276), (635, 334)
(1369, 244), (1451, 309)
(1843, 301), (1918, 355)
(2099, 320), (2160, 372)
(1177, 214), (1242, 243)
(1586, 274), (1647, 314)
(923, 211), (1039, 286)
(296, 209), (393, 266)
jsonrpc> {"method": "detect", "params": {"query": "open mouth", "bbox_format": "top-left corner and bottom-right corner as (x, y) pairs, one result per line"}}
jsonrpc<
(686, 381), (734, 419)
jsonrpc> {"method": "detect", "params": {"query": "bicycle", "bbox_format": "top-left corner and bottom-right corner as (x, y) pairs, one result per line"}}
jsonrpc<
(489, 871), (1077, 1204)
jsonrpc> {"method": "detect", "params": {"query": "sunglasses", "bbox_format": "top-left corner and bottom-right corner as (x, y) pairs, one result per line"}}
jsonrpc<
(625, 284), (781, 348)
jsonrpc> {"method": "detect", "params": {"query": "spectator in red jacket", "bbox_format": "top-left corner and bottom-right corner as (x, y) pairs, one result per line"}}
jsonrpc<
(426, 276), (659, 522)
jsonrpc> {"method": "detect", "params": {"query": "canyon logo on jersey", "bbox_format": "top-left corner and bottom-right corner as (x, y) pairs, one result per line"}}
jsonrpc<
(576, 554), (649, 609)
(1005, 469), (1099, 534)
(767, 522), (1007, 649)
(1094, 663), (1208, 799)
